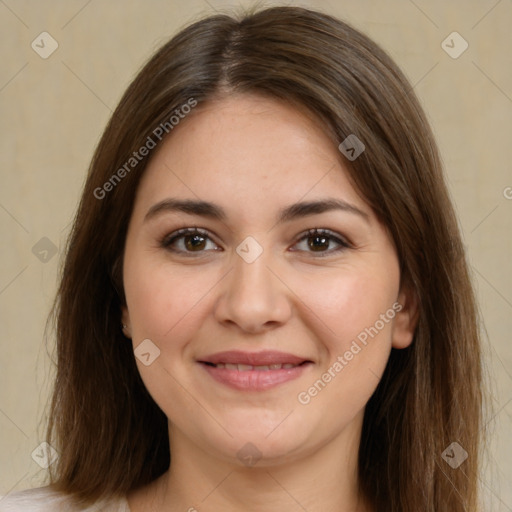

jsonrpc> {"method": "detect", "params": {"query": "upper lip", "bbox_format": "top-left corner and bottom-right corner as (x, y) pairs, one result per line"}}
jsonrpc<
(198, 350), (311, 366)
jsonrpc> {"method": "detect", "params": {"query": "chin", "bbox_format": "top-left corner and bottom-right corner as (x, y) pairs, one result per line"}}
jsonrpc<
(196, 413), (315, 466)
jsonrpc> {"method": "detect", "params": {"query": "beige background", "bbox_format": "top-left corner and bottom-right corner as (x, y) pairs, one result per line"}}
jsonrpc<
(0, 0), (510, 508)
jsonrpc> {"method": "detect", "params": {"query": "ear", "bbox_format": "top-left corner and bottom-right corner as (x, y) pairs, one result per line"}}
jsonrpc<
(121, 305), (132, 338)
(391, 283), (419, 349)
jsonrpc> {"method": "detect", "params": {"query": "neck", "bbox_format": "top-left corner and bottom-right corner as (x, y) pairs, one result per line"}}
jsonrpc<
(136, 409), (372, 512)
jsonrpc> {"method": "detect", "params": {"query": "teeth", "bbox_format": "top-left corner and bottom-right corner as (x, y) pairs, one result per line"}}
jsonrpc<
(212, 362), (300, 370)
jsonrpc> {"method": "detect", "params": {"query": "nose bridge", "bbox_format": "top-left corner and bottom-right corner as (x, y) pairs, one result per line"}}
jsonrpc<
(231, 236), (276, 304)
(233, 243), (271, 293)
(214, 235), (291, 331)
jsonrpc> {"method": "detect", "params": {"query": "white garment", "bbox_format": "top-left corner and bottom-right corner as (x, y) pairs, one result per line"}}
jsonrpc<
(0, 486), (130, 512)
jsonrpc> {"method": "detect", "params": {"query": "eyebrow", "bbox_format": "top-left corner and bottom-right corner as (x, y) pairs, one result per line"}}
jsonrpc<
(144, 197), (370, 224)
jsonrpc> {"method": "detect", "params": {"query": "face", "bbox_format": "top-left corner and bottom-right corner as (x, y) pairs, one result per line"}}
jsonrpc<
(122, 94), (416, 467)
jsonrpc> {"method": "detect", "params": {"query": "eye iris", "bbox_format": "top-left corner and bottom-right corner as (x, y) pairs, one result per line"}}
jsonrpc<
(185, 234), (206, 251)
(308, 234), (329, 252)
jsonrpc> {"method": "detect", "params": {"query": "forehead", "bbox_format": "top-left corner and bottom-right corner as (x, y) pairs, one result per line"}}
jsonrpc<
(132, 94), (370, 224)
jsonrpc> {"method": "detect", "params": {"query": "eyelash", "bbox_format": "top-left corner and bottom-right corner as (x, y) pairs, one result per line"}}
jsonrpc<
(160, 227), (352, 258)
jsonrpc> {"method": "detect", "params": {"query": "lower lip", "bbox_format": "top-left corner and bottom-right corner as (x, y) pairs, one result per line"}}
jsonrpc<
(199, 362), (311, 391)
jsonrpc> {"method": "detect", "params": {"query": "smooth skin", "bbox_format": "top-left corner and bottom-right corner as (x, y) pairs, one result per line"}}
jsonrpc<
(122, 94), (418, 512)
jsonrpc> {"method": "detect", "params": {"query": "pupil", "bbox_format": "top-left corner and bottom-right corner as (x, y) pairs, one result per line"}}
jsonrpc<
(186, 235), (205, 251)
(309, 235), (328, 251)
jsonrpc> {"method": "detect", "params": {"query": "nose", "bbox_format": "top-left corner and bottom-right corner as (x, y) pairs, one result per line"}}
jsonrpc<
(213, 242), (292, 334)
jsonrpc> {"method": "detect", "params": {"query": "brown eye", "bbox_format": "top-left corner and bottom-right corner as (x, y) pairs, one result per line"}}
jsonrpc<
(183, 233), (207, 251)
(292, 228), (351, 257)
(308, 233), (330, 252)
(161, 228), (219, 254)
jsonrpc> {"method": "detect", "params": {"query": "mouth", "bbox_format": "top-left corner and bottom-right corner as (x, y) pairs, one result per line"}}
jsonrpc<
(197, 350), (313, 391)
(201, 362), (306, 371)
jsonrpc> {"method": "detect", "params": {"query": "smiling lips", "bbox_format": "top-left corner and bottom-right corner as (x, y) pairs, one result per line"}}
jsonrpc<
(198, 350), (312, 391)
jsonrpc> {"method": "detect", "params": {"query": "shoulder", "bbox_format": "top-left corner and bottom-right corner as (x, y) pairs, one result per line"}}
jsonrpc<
(0, 486), (129, 512)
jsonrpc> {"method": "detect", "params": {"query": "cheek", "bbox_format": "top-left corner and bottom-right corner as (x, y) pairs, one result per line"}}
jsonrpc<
(293, 264), (399, 414)
(298, 263), (400, 346)
(123, 256), (212, 416)
(124, 254), (216, 340)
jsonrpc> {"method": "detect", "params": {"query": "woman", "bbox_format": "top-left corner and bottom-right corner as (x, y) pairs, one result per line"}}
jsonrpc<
(0, 5), (483, 511)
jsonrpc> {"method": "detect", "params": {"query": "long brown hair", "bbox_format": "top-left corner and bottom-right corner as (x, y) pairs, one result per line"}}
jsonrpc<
(46, 5), (484, 510)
